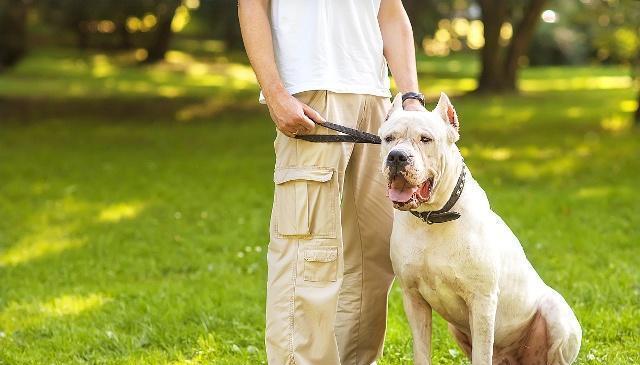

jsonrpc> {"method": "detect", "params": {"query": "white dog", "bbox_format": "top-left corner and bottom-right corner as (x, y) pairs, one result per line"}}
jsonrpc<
(379, 93), (582, 365)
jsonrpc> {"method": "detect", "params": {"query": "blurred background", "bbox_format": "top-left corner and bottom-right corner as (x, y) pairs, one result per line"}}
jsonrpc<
(0, 0), (638, 364)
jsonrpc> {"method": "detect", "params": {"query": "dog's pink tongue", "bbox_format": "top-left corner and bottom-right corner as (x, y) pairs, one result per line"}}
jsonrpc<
(388, 176), (419, 203)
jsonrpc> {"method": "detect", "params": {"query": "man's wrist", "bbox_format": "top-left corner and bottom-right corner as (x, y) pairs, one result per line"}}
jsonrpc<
(401, 91), (425, 107)
(263, 83), (288, 101)
(402, 98), (423, 108)
(402, 98), (426, 111)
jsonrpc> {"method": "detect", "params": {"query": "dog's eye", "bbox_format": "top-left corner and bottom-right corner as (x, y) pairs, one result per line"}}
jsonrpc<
(420, 136), (432, 143)
(384, 136), (394, 143)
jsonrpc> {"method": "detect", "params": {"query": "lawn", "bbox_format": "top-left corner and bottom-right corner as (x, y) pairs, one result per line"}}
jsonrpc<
(0, 49), (639, 364)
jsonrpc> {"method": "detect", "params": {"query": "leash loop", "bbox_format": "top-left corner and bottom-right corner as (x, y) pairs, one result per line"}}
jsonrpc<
(294, 120), (381, 144)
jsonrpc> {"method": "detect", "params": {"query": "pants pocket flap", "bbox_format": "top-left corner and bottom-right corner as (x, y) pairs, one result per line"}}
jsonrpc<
(274, 167), (334, 184)
(303, 246), (338, 282)
(304, 247), (338, 262)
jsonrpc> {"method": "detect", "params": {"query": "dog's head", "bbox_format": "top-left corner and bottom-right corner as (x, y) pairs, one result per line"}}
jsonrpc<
(379, 92), (460, 211)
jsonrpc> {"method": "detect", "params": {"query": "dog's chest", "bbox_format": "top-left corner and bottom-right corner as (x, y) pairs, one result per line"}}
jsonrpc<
(417, 268), (469, 325)
(392, 234), (474, 326)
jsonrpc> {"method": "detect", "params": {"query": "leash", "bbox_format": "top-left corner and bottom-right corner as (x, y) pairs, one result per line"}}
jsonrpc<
(411, 164), (466, 224)
(294, 120), (381, 144)
(293, 92), (426, 144)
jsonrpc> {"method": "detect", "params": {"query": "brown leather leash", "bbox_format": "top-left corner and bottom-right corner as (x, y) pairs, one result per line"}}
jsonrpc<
(294, 120), (381, 144)
(293, 92), (427, 145)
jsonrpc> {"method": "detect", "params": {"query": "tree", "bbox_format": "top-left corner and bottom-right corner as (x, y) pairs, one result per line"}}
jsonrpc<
(197, 0), (244, 50)
(476, 0), (547, 93)
(144, 0), (181, 63)
(403, 0), (442, 47)
(634, 57), (640, 126)
(0, 0), (28, 71)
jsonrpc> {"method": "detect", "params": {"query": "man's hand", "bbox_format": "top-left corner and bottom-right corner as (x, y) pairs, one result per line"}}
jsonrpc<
(264, 88), (324, 138)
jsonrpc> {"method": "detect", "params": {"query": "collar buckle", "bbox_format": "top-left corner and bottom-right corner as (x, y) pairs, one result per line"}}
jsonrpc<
(423, 211), (434, 225)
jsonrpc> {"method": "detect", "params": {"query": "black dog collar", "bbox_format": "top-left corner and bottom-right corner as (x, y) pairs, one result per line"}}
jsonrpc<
(411, 164), (466, 224)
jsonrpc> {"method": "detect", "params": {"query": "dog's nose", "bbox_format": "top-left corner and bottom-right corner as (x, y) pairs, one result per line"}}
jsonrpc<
(387, 150), (409, 166)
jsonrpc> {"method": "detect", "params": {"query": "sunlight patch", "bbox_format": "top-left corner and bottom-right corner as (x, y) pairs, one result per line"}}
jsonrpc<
(575, 187), (613, 199)
(91, 54), (115, 78)
(619, 100), (638, 113)
(566, 107), (584, 119)
(166, 333), (219, 364)
(41, 293), (110, 316)
(522, 76), (631, 91)
(158, 85), (185, 98)
(187, 63), (208, 77)
(600, 115), (632, 133)
(0, 293), (111, 333)
(166, 50), (194, 64)
(226, 64), (258, 86)
(0, 229), (85, 266)
(478, 147), (512, 161)
(487, 105), (504, 117)
(512, 157), (576, 180)
(98, 202), (145, 222)
(427, 78), (477, 93)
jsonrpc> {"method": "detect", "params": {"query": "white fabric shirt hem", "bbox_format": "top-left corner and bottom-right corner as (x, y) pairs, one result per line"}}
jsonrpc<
(259, 84), (391, 104)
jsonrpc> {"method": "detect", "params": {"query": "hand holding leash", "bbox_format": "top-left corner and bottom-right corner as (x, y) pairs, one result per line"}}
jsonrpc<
(264, 88), (324, 138)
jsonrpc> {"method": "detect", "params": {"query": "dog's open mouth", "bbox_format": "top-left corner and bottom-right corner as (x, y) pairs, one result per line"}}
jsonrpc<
(388, 175), (433, 207)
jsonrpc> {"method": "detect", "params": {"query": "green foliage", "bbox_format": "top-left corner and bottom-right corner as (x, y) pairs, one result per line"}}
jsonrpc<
(0, 49), (638, 364)
(594, 26), (640, 63)
(563, 0), (640, 64)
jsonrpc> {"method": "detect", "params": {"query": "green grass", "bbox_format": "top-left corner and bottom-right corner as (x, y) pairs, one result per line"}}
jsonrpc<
(0, 48), (639, 364)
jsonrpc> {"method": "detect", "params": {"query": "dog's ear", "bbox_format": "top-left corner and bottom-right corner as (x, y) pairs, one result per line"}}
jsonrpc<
(384, 92), (404, 122)
(434, 92), (460, 142)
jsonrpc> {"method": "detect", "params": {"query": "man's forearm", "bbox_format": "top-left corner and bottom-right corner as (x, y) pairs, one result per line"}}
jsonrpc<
(238, 0), (286, 99)
(379, 0), (419, 94)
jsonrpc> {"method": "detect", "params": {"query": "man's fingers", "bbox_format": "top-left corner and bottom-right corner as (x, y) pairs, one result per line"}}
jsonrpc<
(302, 104), (326, 124)
(281, 128), (296, 138)
(298, 116), (315, 132)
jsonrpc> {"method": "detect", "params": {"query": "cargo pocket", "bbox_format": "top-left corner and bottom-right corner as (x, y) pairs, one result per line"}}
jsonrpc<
(274, 166), (337, 238)
(303, 246), (338, 282)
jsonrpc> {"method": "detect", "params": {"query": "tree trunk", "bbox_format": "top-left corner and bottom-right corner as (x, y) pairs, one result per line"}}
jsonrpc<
(503, 0), (546, 90)
(144, 0), (180, 63)
(116, 18), (132, 50)
(67, 1), (89, 50)
(223, 14), (244, 50)
(635, 91), (640, 124)
(0, 0), (28, 71)
(476, 0), (509, 93)
(634, 58), (640, 125)
(74, 23), (89, 49)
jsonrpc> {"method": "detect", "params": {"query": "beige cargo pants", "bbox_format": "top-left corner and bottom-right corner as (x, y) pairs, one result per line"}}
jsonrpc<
(266, 90), (395, 365)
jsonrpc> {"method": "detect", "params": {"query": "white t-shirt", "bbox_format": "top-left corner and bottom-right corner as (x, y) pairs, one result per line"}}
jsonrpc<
(259, 0), (391, 102)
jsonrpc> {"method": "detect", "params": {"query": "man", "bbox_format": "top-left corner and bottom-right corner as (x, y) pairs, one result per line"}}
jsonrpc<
(238, 1), (423, 364)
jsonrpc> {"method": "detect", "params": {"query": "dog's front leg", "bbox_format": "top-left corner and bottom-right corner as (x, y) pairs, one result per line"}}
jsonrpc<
(469, 294), (498, 365)
(402, 289), (432, 365)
